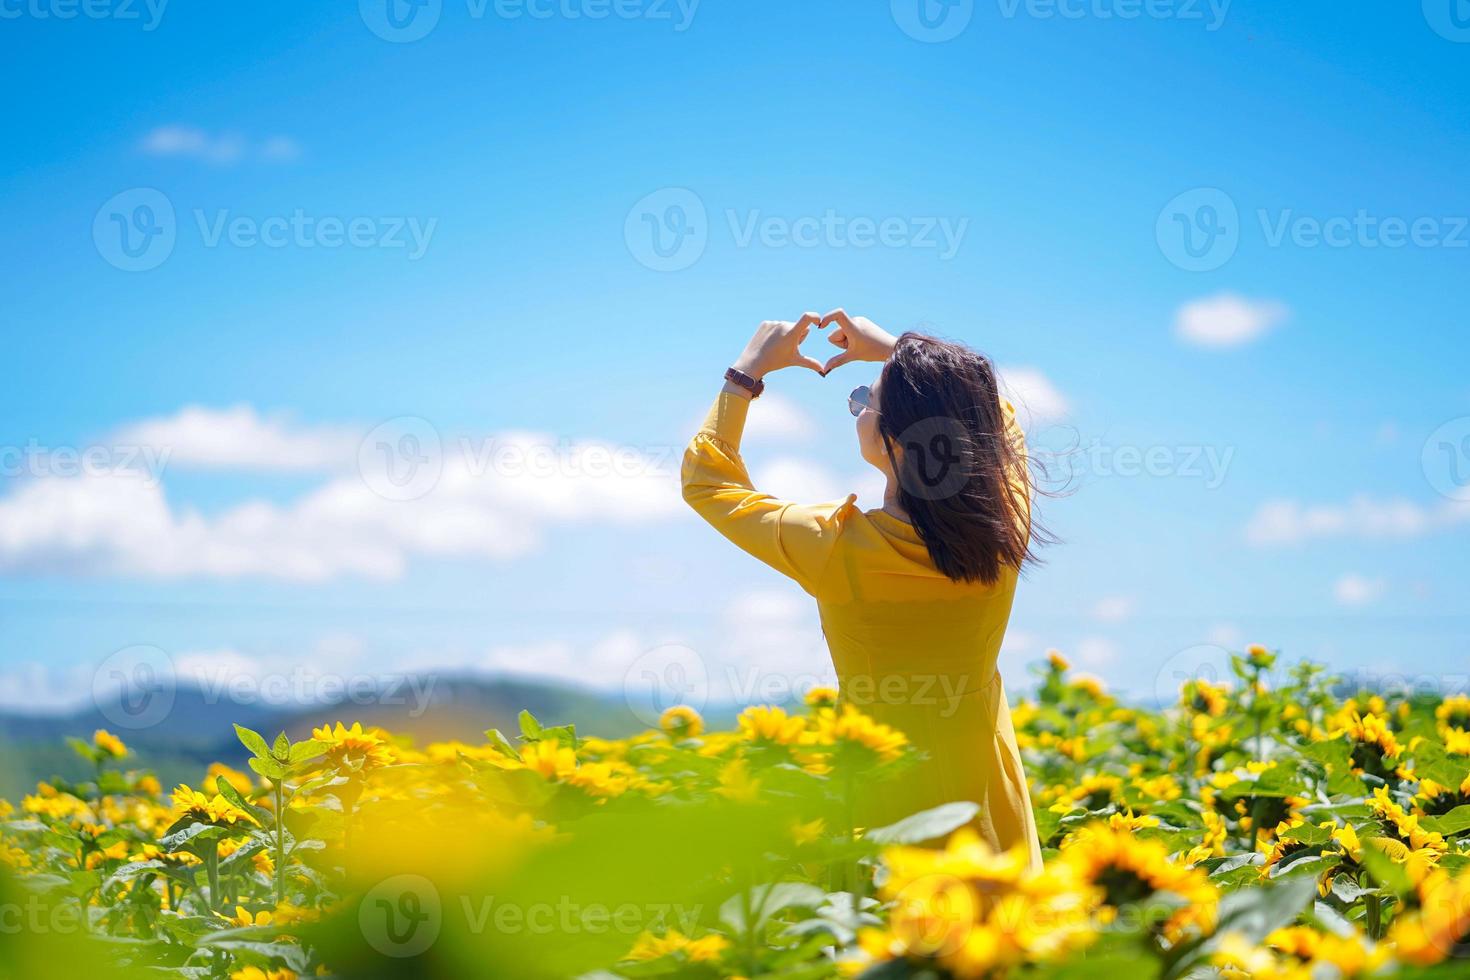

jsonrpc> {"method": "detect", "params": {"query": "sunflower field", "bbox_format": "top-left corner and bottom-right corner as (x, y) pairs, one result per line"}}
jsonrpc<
(2, 646), (1470, 979)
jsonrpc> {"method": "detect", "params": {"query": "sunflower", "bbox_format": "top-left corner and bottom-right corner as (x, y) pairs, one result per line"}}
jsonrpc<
(1415, 771), (1470, 815)
(1245, 644), (1276, 669)
(170, 784), (257, 827)
(1329, 711), (1402, 777)
(658, 705), (704, 739)
(1181, 679), (1229, 717)
(93, 729), (128, 759)
(1390, 868), (1470, 965)
(215, 905), (274, 928)
(229, 969), (297, 980)
(869, 829), (1097, 978)
(1437, 695), (1470, 734)
(206, 762), (254, 796)
(804, 685), (839, 709)
(812, 705), (909, 765)
(1061, 824), (1218, 941)
(736, 705), (808, 748)
(1368, 788), (1447, 871)
(713, 758), (761, 803)
(625, 929), (728, 964)
(311, 721), (395, 773)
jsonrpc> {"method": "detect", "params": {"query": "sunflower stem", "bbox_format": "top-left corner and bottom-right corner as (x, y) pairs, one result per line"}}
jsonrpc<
(273, 780), (287, 908)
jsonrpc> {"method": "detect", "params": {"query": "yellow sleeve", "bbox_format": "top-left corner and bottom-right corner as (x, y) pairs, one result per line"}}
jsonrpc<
(681, 392), (854, 594)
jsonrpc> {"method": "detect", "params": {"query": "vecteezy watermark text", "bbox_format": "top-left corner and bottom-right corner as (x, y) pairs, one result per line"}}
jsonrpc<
(0, 0), (168, 30)
(625, 188), (969, 272)
(1156, 187), (1470, 271)
(359, 874), (702, 958)
(359, 0), (699, 43)
(0, 441), (172, 487)
(93, 188), (438, 272)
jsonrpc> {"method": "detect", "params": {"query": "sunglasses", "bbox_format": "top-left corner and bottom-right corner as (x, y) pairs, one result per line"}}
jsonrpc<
(848, 385), (879, 417)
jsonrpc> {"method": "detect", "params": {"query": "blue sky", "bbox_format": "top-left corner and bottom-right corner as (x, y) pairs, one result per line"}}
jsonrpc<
(1, 0), (1467, 718)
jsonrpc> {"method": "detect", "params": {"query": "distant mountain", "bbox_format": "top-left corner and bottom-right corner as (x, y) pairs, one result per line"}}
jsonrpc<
(0, 674), (653, 799)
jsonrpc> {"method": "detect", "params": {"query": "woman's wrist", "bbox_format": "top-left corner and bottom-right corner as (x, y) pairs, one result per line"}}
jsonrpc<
(731, 353), (766, 380)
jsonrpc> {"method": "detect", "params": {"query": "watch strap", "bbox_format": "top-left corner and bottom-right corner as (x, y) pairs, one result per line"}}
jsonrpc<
(724, 367), (765, 399)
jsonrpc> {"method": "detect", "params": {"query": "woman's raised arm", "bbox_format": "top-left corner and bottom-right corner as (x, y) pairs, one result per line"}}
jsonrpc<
(681, 316), (854, 594)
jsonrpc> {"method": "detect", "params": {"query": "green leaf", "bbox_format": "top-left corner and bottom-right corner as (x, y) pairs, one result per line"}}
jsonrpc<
(518, 709), (543, 740)
(719, 882), (826, 933)
(484, 728), (518, 756)
(1280, 822), (1334, 846)
(1359, 843), (1413, 897)
(288, 740), (327, 765)
(247, 755), (287, 780)
(1173, 878), (1317, 977)
(1421, 805), (1470, 835)
(272, 731), (291, 761)
(200, 938), (309, 973)
(159, 821), (228, 853)
(234, 724), (271, 759)
(865, 801), (979, 845)
(103, 860), (166, 891)
(215, 775), (272, 826)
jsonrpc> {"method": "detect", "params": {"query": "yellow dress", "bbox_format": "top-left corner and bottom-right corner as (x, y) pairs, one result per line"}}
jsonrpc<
(682, 392), (1043, 870)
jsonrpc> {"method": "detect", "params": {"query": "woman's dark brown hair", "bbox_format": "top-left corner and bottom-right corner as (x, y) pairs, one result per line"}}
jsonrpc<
(877, 332), (1049, 585)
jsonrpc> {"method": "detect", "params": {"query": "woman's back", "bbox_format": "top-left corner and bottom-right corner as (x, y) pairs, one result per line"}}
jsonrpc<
(683, 387), (1042, 867)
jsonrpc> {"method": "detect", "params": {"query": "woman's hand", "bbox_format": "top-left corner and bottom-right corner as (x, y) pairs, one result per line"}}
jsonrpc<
(817, 309), (898, 374)
(731, 315), (826, 380)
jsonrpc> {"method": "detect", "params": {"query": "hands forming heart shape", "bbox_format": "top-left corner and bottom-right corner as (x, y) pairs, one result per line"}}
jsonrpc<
(733, 309), (900, 381)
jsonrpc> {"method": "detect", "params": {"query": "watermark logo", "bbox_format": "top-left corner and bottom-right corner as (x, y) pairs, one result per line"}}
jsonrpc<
(893, 417), (972, 501)
(1151, 643), (1232, 711)
(1423, 416), (1470, 502)
(359, 416), (444, 501)
(1156, 188), (1238, 272)
(892, 0), (974, 42)
(94, 188), (176, 272)
(92, 645), (176, 731)
(623, 643), (708, 727)
(1424, 0), (1470, 42)
(361, 874), (443, 958)
(625, 188), (708, 272)
(360, 0), (443, 42)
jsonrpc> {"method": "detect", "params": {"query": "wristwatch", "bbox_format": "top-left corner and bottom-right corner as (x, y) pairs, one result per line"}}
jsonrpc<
(724, 367), (765, 399)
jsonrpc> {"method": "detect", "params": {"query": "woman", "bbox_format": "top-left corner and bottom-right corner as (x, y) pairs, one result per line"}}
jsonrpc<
(681, 309), (1044, 869)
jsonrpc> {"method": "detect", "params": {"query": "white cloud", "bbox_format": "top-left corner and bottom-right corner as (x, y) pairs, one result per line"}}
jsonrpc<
(1174, 293), (1289, 348)
(998, 367), (1069, 429)
(741, 393), (817, 443)
(1090, 596), (1135, 623)
(1076, 636), (1119, 668)
(1207, 623), (1241, 647)
(752, 458), (851, 504)
(1334, 574), (1387, 607)
(1245, 495), (1470, 546)
(0, 422), (683, 581)
(139, 126), (300, 165)
(480, 631), (647, 690)
(715, 590), (831, 702)
(113, 404), (358, 472)
(0, 661), (99, 712)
